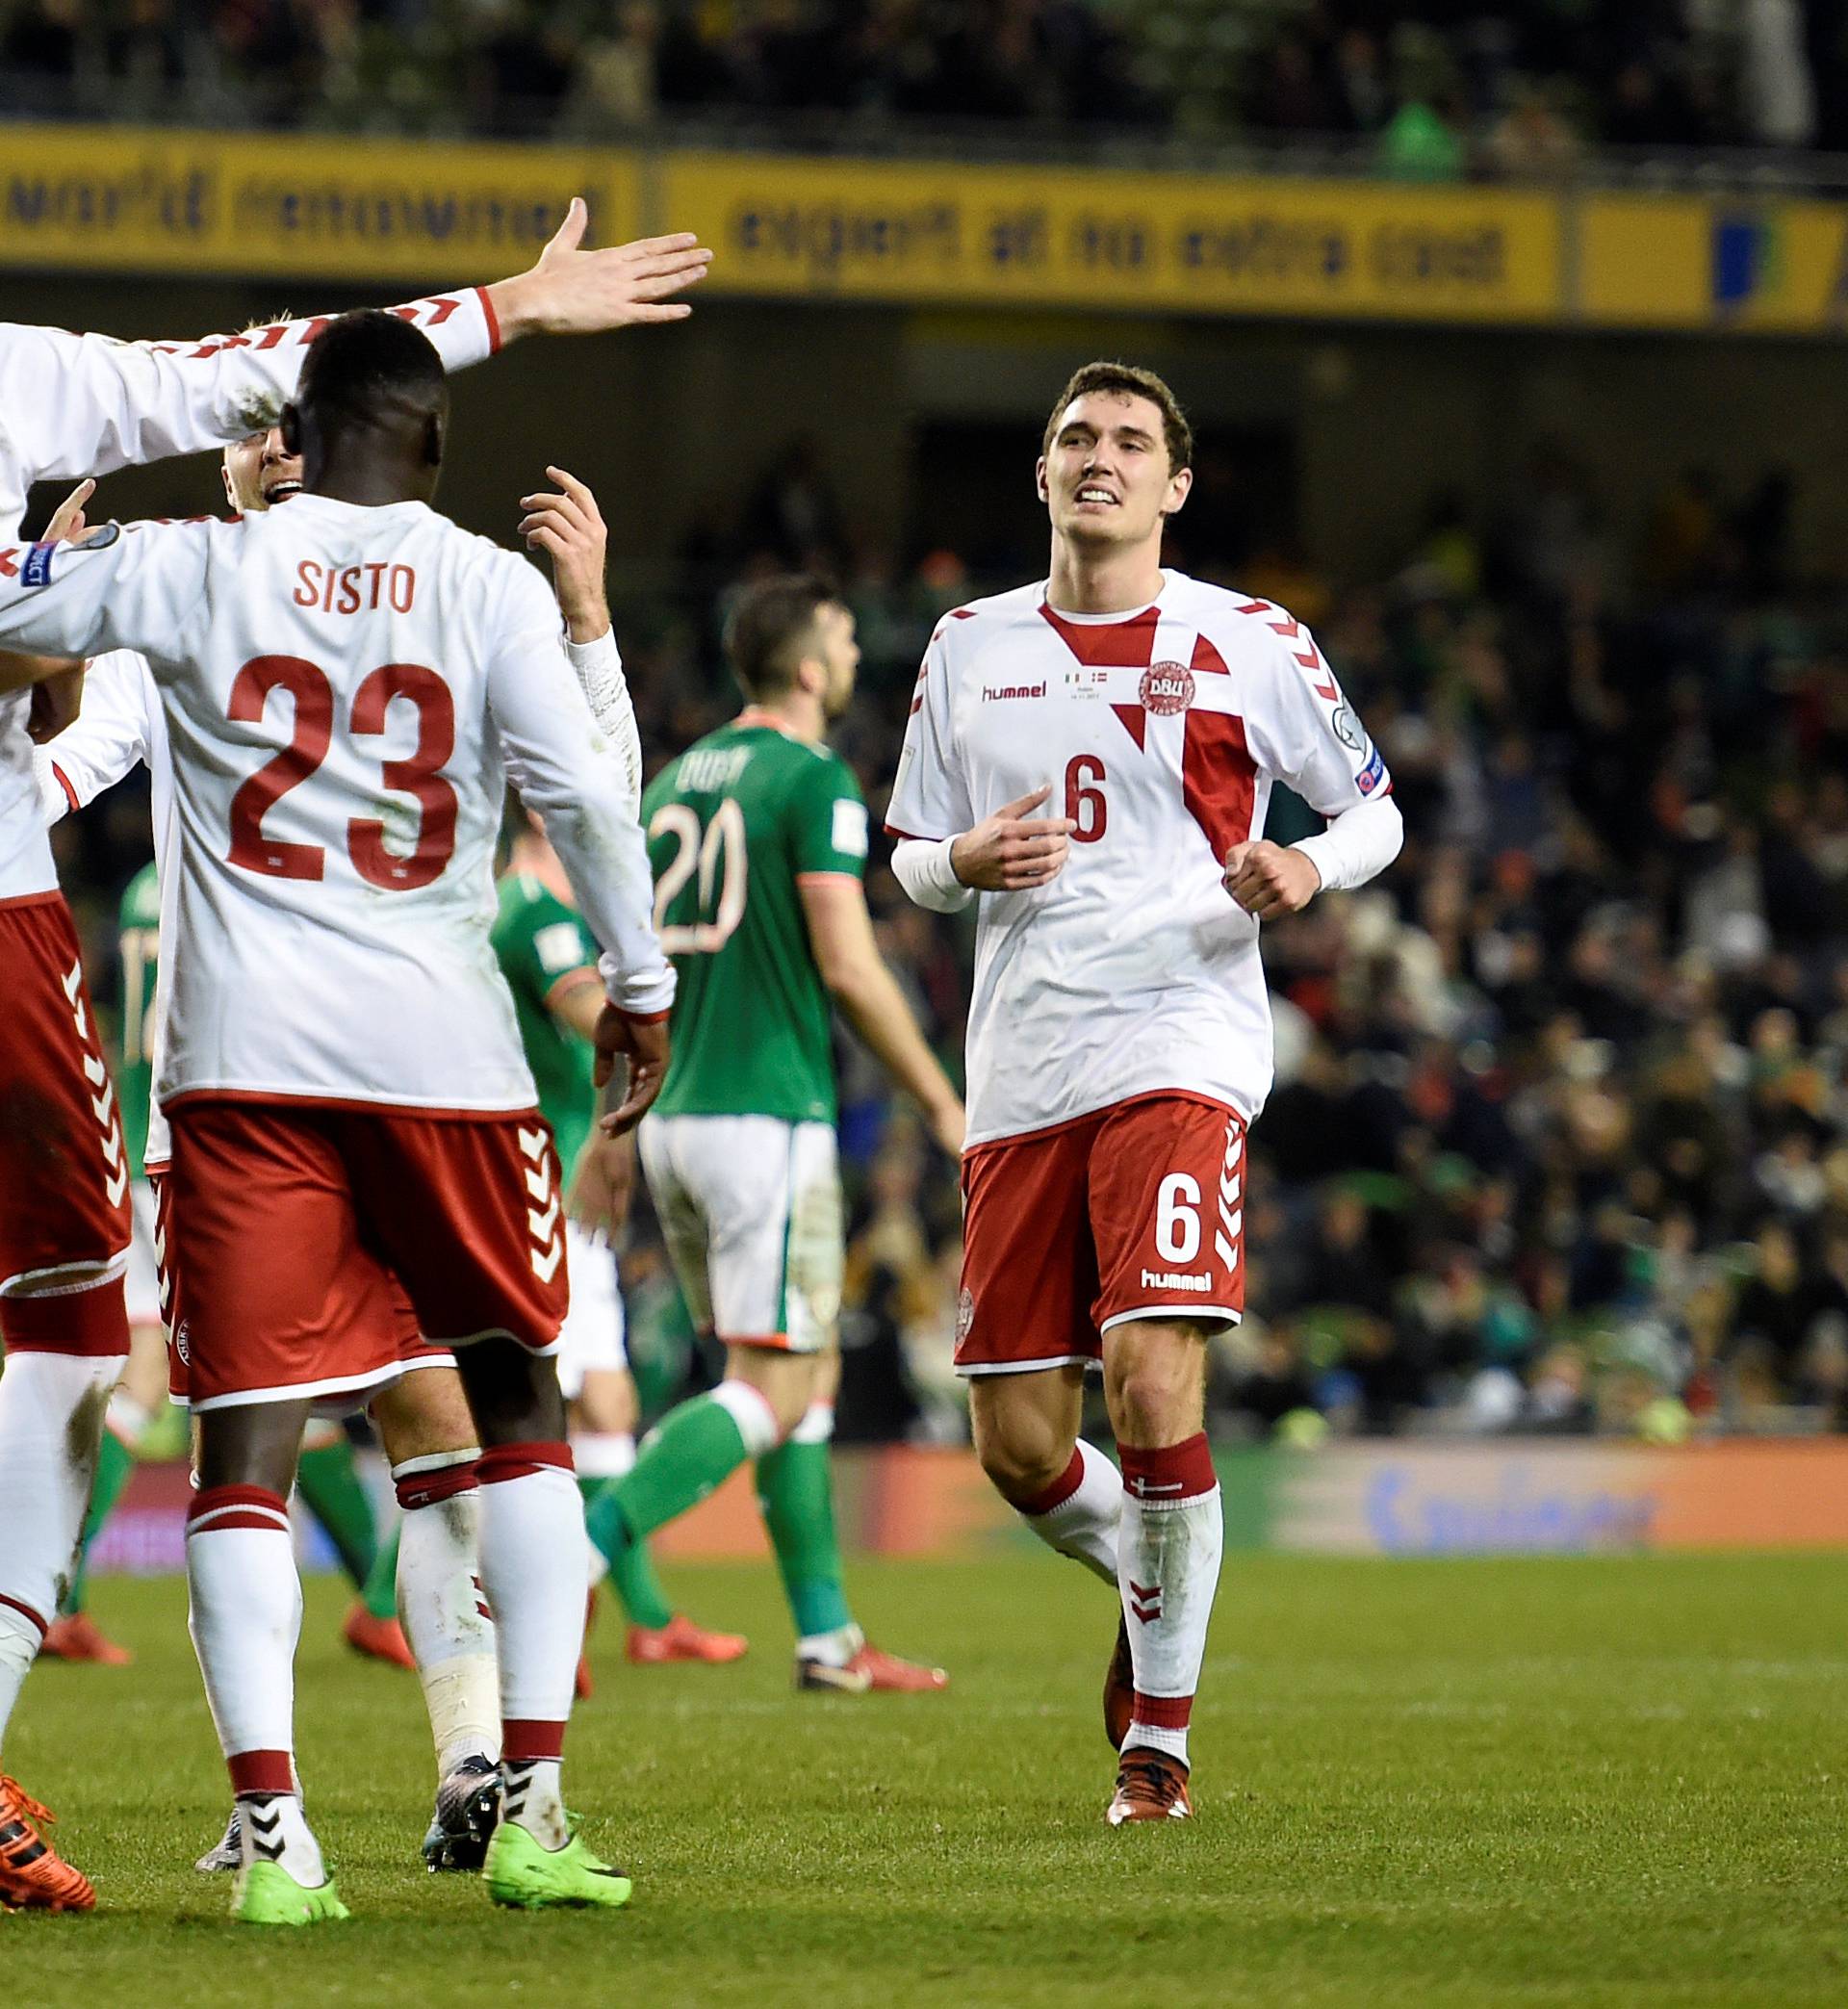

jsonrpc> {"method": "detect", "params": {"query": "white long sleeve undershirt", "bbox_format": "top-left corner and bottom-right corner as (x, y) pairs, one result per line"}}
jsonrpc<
(890, 833), (974, 913)
(890, 790), (1403, 914)
(1290, 790), (1403, 892)
(563, 626), (643, 821)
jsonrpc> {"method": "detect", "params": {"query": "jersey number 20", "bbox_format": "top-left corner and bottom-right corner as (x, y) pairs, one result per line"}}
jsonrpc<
(225, 655), (456, 889)
(650, 798), (747, 954)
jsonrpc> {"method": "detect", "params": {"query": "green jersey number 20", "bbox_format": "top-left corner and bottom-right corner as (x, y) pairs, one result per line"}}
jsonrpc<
(650, 797), (748, 954)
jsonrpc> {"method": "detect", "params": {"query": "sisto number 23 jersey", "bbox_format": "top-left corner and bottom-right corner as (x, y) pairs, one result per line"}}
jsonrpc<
(0, 496), (672, 1117)
(886, 568), (1390, 1149)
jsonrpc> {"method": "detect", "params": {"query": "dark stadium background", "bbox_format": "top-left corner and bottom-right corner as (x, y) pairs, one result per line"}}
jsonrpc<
(13, 0), (1848, 1463)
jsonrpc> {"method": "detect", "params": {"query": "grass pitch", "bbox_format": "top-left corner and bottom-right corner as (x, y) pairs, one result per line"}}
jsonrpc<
(2, 1551), (1844, 2006)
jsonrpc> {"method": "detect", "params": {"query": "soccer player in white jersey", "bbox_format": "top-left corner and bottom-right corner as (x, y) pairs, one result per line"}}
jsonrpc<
(0, 311), (679, 1922)
(33, 428), (646, 1875)
(0, 208), (709, 1911)
(886, 362), (1403, 1823)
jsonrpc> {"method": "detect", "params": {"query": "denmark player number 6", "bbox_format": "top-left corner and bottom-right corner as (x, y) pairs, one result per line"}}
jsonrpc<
(225, 654), (457, 889)
(1155, 1172), (1202, 1265)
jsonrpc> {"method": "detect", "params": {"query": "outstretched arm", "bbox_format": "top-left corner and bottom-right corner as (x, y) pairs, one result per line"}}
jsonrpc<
(0, 204), (709, 492)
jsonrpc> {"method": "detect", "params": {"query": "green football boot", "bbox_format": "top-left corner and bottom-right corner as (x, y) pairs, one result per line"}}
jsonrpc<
(482, 1820), (632, 1911)
(232, 1858), (351, 1925)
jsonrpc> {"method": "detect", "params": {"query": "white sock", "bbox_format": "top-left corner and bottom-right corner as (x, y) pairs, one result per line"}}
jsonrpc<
(500, 1757), (567, 1849)
(0, 1607), (38, 1751)
(1116, 1435), (1224, 1770)
(0, 1346), (125, 1737)
(1019, 1438), (1121, 1586)
(237, 1791), (327, 1888)
(572, 1431), (635, 1481)
(710, 1378), (783, 1457)
(185, 1486), (302, 1801)
(392, 1452), (499, 1777)
(797, 1622), (864, 1667)
(477, 1444), (585, 1851)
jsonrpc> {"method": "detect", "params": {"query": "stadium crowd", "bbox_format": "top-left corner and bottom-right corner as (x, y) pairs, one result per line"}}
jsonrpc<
(44, 428), (1848, 1448)
(3, 1), (1846, 164)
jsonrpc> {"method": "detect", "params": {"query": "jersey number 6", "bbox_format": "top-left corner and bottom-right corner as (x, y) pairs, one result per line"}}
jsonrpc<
(1065, 755), (1107, 843)
(225, 655), (457, 889)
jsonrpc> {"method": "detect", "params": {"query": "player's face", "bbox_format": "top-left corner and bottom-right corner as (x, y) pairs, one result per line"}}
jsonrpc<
(814, 602), (860, 719)
(1036, 392), (1191, 550)
(221, 425), (305, 515)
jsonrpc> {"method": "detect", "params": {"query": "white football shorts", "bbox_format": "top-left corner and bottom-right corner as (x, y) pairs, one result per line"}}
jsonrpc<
(638, 1114), (843, 1354)
(555, 1217), (628, 1403)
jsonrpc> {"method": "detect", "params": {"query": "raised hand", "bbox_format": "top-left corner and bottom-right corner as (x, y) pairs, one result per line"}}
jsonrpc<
(518, 465), (609, 642)
(489, 201), (713, 339)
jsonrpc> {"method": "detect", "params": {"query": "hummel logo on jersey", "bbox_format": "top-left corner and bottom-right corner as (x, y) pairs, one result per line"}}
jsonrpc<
(981, 682), (1046, 702)
(1142, 1269), (1211, 1292)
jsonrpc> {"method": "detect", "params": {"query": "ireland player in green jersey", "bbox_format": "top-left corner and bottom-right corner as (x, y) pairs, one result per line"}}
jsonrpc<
(561, 565), (964, 1691)
(492, 818), (746, 1668)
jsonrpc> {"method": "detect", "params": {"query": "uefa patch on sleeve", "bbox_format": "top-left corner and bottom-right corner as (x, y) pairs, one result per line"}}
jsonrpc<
(832, 798), (870, 858)
(1357, 746), (1387, 797)
(20, 542), (56, 587)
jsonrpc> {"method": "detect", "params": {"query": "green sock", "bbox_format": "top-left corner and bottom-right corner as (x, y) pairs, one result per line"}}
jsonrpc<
(579, 1478), (673, 1631)
(756, 1426), (853, 1642)
(295, 1440), (379, 1590)
(61, 1427), (138, 1618)
(359, 1520), (400, 1622)
(584, 1392), (752, 1568)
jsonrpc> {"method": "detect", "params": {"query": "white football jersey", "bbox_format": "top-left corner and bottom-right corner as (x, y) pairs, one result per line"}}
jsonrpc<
(886, 570), (1391, 1148)
(0, 494), (672, 1116)
(38, 648), (178, 1167)
(0, 291), (497, 903)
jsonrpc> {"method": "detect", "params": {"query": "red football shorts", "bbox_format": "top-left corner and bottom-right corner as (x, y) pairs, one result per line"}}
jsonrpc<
(956, 1092), (1245, 1377)
(164, 1098), (566, 1411)
(153, 1166), (454, 1405)
(0, 891), (133, 1303)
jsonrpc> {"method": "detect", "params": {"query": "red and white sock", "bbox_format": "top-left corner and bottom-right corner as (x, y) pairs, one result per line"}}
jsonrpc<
(0, 1333), (127, 1742)
(1116, 1435), (1223, 1770)
(186, 1482), (321, 1873)
(1017, 1438), (1121, 1586)
(477, 1441), (583, 1850)
(393, 1450), (500, 1777)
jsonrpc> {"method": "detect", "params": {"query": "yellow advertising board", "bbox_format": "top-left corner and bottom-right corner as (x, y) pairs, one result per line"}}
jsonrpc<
(0, 124), (639, 284)
(1579, 193), (1848, 333)
(5, 121), (1848, 338)
(663, 151), (1562, 324)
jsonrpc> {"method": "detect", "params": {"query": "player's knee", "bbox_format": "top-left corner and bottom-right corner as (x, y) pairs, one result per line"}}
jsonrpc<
(970, 1403), (1069, 1507)
(1107, 1350), (1201, 1446)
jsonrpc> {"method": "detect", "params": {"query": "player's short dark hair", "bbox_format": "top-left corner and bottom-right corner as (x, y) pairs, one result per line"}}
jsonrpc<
(1041, 361), (1192, 474)
(296, 309), (447, 436)
(725, 574), (840, 699)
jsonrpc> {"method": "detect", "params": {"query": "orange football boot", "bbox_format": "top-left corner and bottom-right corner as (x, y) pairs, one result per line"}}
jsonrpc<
(341, 1603), (415, 1669)
(1105, 1749), (1193, 1825)
(0, 1776), (94, 1912)
(627, 1613), (749, 1665)
(39, 1613), (133, 1666)
(839, 1642), (948, 1692)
